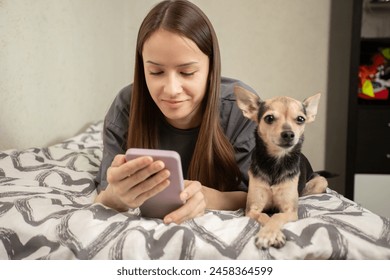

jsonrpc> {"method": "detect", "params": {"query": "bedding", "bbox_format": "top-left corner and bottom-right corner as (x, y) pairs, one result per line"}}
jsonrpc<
(0, 122), (389, 260)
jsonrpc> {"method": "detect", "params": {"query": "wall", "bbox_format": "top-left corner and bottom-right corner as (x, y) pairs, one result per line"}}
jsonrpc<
(1, 0), (339, 189)
(195, 0), (331, 174)
(0, 0), (134, 149)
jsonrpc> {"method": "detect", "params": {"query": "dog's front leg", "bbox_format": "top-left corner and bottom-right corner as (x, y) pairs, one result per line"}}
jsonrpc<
(255, 179), (299, 249)
(301, 174), (328, 196)
(245, 171), (272, 225)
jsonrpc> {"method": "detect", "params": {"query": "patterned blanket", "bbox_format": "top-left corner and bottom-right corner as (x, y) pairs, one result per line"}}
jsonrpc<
(0, 122), (389, 259)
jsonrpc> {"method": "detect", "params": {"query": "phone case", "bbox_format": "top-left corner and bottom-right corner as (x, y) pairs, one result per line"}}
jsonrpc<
(125, 148), (184, 219)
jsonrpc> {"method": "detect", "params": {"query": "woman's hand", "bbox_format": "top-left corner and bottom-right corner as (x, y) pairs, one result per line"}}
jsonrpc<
(163, 180), (206, 225)
(95, 154), (171, 211)
(95, 156), (247, 224)
(163, 182), (247, 224)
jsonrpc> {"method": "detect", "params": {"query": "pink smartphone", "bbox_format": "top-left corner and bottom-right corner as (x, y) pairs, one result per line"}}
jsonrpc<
(125, 148), (185, 219)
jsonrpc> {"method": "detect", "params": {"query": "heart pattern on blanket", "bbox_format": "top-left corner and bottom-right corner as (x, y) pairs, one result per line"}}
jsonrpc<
(53, 205), (260, 260)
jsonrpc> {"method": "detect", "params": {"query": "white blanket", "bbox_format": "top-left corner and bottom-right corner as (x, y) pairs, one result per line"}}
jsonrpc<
(0, 122), (389, 259)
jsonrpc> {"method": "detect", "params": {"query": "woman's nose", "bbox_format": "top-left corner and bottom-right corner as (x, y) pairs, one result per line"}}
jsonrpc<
(164, 73), (182, 96)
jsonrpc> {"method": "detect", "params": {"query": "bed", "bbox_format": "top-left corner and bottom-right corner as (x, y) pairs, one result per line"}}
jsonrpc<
(0, 121), (389, 260)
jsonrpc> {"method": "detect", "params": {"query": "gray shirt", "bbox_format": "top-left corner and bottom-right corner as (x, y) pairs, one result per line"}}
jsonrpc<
(95, 77), (258, 192)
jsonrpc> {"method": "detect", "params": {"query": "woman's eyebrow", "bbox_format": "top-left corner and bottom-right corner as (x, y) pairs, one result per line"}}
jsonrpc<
(145, 60), (163, 66)
(176, 61), (198, 68)
(145, 60), (198, 67)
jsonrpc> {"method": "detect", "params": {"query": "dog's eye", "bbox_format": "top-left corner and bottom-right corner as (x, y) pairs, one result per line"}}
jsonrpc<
(264, 115), (275, 124)
(297, 116), (306, 124)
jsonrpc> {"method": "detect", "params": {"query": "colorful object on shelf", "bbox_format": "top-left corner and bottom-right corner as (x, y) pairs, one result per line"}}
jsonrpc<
(358, 81), (389, 100)
(358, 48), (390, 100)
(361, 79), (374, 97)
(382, 48), (390, 60)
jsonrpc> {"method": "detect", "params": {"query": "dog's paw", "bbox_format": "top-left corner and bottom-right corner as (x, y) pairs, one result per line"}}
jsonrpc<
(302, 175), (328, 196)
(246, 209), (270, 225)
(255, 227), (286, 249)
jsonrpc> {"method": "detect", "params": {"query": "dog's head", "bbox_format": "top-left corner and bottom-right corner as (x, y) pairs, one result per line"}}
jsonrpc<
(234, 86), (321, 157)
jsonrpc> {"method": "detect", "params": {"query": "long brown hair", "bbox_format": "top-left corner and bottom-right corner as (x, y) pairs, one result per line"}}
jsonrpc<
(127, 0), (241, 191)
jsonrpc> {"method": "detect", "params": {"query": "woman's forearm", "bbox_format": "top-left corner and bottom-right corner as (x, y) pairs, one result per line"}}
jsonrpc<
(202, 186), (247, 210)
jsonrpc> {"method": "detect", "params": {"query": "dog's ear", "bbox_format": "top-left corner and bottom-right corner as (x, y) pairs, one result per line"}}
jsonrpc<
(234, 86), (261, 122)
(303, 93), (321, 123)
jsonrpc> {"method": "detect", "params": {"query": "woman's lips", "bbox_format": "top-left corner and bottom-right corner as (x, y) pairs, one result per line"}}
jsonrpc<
(162, 99), (186, 107)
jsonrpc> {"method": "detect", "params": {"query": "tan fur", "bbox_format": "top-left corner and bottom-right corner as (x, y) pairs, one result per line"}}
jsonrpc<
(234, 86), (327, 249)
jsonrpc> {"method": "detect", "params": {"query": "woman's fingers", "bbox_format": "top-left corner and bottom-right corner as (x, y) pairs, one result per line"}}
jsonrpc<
(130, 175), (171, 207)
(163, 181), (206, 224)
(123, 168), (171, 206)
(126, 159), (166, 186)
(166, 198), (205, 225)
(180, 180), (202, 201)
(110, 154), (127, 167)
(107, 155), (153, 183)
(105, 155), (173, 209)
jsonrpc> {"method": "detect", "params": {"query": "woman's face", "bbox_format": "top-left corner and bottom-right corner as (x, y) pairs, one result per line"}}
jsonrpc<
(142, 29), (210, 129)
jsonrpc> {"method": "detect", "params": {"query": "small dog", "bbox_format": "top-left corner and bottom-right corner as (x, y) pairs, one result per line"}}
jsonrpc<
(234, 86), (328, 249)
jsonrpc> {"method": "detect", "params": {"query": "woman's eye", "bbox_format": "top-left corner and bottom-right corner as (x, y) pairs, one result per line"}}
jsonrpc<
(149, 71), (163, 76)
(297, 116), (306, 124)
(180, 71), (195, 76)
(264, 115), (275, 124)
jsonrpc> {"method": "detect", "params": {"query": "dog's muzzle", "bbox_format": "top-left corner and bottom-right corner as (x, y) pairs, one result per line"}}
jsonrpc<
(280, 131), (295, 147)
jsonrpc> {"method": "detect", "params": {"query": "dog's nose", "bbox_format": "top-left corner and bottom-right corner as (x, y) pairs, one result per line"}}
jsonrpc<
(281, 131), (295, 141)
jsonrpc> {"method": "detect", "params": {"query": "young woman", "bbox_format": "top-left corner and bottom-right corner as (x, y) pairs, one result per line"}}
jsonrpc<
(94, 0), (257, 224)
